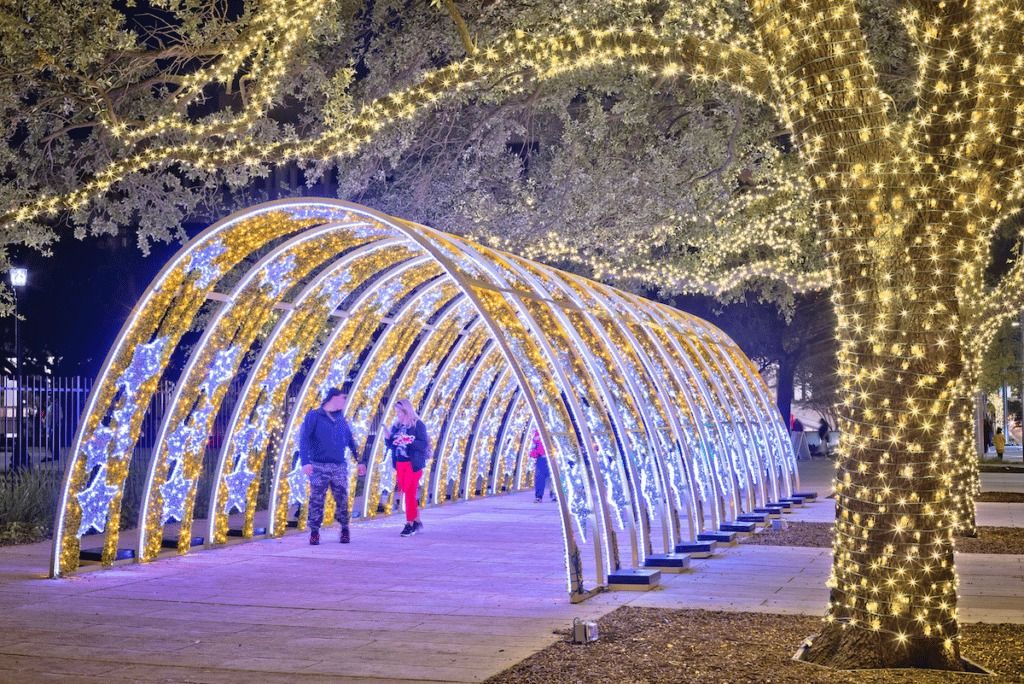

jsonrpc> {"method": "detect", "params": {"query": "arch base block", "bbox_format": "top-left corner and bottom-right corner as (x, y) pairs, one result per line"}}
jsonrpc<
(675, 541), (716, 557)
(607, 568), (661, 591)
(720, 521), (757, 535)
(737, 513), (770, 523)
(161, 536), (204, 549)
(643, 553), (691, 572)
(80, 548), (135, 562)
(697, 531), (737, 545)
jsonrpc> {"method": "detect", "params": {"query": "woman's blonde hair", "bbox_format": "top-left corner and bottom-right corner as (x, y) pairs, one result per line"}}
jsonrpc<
(394, 398), (419, 426)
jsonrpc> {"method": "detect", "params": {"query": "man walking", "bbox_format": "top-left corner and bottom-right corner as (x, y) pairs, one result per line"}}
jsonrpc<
(299, 387), (365, 545)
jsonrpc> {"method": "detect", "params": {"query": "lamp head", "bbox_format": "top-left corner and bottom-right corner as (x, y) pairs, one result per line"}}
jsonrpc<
(9, 268), (26, 288)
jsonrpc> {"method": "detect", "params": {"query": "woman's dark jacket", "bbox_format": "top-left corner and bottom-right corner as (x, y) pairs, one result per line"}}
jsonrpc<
(386, 419), (430, 472)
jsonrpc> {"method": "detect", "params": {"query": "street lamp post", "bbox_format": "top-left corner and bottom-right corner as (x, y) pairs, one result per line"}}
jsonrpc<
(10, 268), (26, 469)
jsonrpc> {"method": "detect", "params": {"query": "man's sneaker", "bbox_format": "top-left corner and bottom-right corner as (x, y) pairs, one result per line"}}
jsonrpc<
(309, 530), (320, 545)
(339, 527), (350, 544)
(412, 520), (424, 534)
(400, 522), (414, 537)
(550, 494), (557, 502)
(534, 497), (542, 503)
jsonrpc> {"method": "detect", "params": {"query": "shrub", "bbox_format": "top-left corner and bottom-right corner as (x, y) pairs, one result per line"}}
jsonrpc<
(0, 468), (63, 528)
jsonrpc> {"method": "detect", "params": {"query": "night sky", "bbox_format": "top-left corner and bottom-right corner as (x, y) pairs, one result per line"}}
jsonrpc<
(3, 228), (191, 377)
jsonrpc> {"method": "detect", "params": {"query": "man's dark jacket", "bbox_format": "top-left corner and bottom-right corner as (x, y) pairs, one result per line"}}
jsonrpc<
(298, 408), (359, 466)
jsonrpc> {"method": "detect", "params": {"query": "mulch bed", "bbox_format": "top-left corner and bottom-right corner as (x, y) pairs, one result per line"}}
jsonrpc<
(486, 607), (1024, 683)
(739, 522), (1024, 554)
(954, 527), (1024, 554)
(976, 491), (1024, 503)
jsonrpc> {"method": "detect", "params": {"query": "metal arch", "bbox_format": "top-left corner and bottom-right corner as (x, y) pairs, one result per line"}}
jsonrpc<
(427, 231), (622, 584)
(453, 350), (508, 500)
(662, 321), (763, 513)
(205, 241), (433, 546)
(363, 306), (482, 515)
(624, 298), (745, 525)
(485, 250), (657, 564)
(340, 277), (466, 513)
(387, 222), (602, 600)
(650, 316), (744, 524)
(265, 254), (436, 538)
(685, 330), (773, 508)
(486, 385), (522, 495)
(671, 314), (781, 504)
(645, 305), (778, 516)
(416, 323), (490, 505)
(568, 276), (705, 543)
(455, 364), (510, 500)
(351, 292), (473, 515)
(50, 201), (359, 576)
(596, 288), (728, 532)
(468, 369), (518, 498)
(498, 395), (531, 492)
(703, 324), (799, 495)
(671, 316), (778, 506)
(428, 342), (500, 505)
(342, 272), (453, 441)
(660, 308), (793, 498)
(531, 266), (693, 550)
(137, 229), (398, 560)
(57, 196), (793, 602)
(661, 310), (796, 498)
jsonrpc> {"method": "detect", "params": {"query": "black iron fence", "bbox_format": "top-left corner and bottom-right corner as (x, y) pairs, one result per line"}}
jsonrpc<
(0, 374), (248, 475)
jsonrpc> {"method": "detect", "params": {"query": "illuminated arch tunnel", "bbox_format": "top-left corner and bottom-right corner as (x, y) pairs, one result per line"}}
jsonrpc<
(51, 198), (804, 601)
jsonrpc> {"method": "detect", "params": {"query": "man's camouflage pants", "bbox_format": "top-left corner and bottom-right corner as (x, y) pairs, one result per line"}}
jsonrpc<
(308, 462), (349, 532)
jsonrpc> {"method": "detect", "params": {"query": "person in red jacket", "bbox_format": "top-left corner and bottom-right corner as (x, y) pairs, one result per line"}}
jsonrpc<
(384, 398), (432, 537)
(529, 428), (556, 503)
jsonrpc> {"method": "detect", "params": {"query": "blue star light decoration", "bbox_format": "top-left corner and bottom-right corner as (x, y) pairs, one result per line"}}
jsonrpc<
(159, 345), (240, 524)
(200, 346), (242, 397)
(320, 352), (354, 395)
(259, 254), (297, 299)
(81, 427), (115, 472)
(287, 462), (310, 505)
(371, 277), (409, 313)
(223, 346), (300, 498)
(185, 240), (228, 288)
(76, 336), (170, 537)
(120, 337), (170, 396)
(264, 346), (299, 393)
(321, 271), (354, 310)
(76, 467), (120, 536)
(222, 423), (262, 514)
(414, 285), (447, 317)
(223, 457), (258, 514)
(350, 222), (387, 239)
(160, 459), (191, 523)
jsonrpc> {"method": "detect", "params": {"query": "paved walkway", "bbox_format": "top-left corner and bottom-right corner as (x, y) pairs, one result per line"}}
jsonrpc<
(0, 461), (1021, 683)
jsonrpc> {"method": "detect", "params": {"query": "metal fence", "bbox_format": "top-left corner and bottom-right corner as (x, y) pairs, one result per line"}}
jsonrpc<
(0, 374), (246, 475)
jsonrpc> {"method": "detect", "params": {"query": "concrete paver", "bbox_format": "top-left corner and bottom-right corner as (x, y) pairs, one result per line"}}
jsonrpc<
(0, 460), (1020, 683)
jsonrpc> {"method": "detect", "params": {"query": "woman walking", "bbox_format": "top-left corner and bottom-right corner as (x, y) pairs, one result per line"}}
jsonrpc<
(385, 398), (431, 537)
(529, 428), (556, 503)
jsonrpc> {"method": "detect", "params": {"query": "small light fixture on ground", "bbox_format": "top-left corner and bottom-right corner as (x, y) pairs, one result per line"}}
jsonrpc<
(572, 618), (599, 644)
